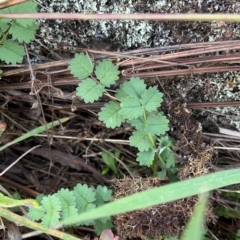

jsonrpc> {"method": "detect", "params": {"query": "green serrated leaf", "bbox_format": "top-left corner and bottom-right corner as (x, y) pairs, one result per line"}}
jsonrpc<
(73, 184), (96, 212)
(56, 189), (78, 221)
(41, 195), (62, 212)
(99, 101), (124, 128)
(136, 149), (155, 167)
(0, 39), (25, 64)
(128, 116), (145, 129)
(76, 78), (104, 103)
(41, 195), (62, 227)
(0, 19), (11, 32)
(28, 206), (45, 221)
(115, 84), (128, 100)
(159, 135), (175, 150)
(95, 185), (112, 206)
(144, 113), (169, 136)
(140, 86), (163, 112)
(94, 219), (113, 236)
(95, 60), (120, 87)
(69, 53), (94, 79)
(123, 77), (146, 99)
(119, 96), (143, 120)
(56, 189), (76, 206)
(9, 22), (38, 43)
(130, 130), (155, 152)
(42, 210), (61, 228)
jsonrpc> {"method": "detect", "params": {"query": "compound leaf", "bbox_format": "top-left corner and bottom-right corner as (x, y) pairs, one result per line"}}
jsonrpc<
(95, 186), (112, 206)
(76, 78), (104, 103)
(73, 184), (96, 212)
(123, 77), (146, 99)
(136, 149), (155, 167)
(99, 101), (124, 128)
(130, 130), (155, 152)
(95, 60), (120, 87)
(119, 96), (143, 120)
(10, 22), (38, 43)
(0, 39), (25, 64)
(41, 195), (62, 227)
(144, 113), (169, 136)
(69, 53), (94, 79)
(140, 86), (163, 112)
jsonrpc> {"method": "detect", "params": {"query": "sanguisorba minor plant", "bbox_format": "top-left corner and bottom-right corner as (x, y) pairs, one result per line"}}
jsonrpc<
(68, 52), (176, 177)
(0, 1), (38, 64)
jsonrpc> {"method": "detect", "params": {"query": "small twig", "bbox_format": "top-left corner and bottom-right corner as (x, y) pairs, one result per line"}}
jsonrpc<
(0, 145), (41, 176)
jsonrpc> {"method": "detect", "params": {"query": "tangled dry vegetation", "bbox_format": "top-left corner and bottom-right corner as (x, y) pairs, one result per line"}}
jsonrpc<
(1, 0), (240, 239)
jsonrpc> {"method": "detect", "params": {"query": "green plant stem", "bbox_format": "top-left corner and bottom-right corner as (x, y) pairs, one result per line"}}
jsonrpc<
(0, 207), (80, 240)
(0, 117), (70, 152)
(147, 133), (156, 148)
(2, 13), (240, 22)
(157, 152), (166, 169)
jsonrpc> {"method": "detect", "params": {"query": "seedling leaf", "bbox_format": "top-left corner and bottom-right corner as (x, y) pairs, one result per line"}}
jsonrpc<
(76, 78), (105, 103)
(130, 130), (155, 151)
(95, 186), (112, 206)
(123, 77), (146, 98)
(119, 96), (143, 120)
(95, 60), (120, 87)
(0, 39), (25, 64)
(101, 150), (118, 173)
(136, 149), (155, 167)
(69, 53), (94, 79)
(99, 101), (124, 128)
(140, 86), (163, 112)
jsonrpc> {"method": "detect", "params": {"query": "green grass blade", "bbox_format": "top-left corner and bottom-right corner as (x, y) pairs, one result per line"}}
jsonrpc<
(0, 117), (70, 151)
(181, 193), (209, 240)
(62, 169), (240, 225)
